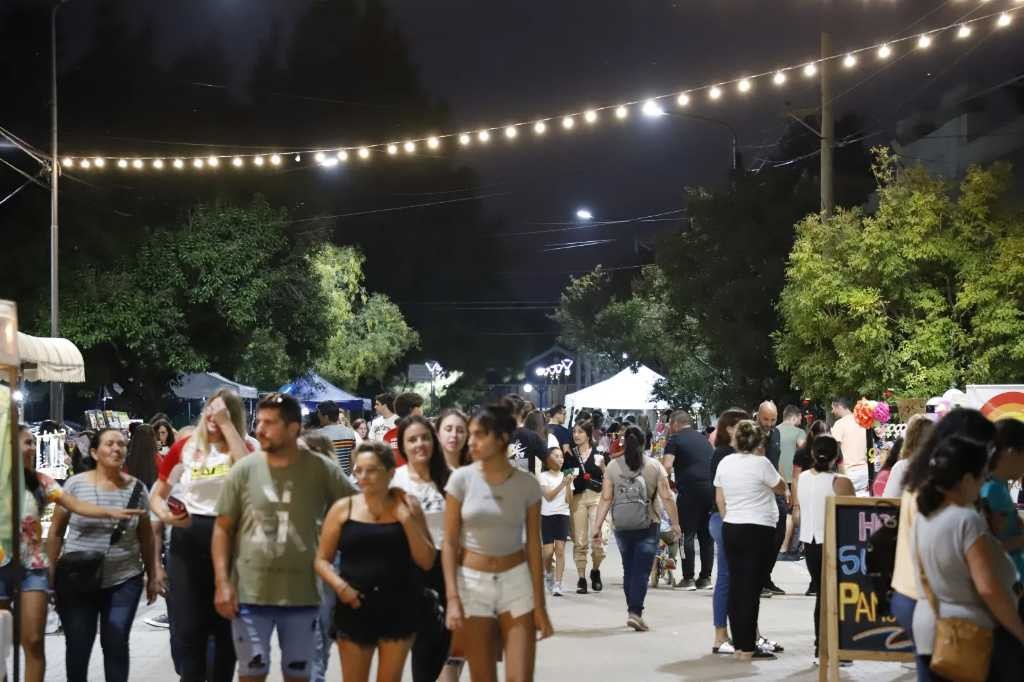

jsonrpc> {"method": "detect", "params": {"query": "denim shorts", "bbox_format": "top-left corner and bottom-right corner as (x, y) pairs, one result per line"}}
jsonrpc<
(0, 565), (49, 599)
(457, 563), (534, 619)
(231, 604), (319, 679)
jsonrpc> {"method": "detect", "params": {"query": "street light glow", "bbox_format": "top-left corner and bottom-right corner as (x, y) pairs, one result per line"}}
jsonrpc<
(576, 208), (593, 221)
(523, 383), (534, 394)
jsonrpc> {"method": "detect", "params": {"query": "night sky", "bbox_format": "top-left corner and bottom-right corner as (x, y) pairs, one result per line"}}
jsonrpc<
(5, 0), (1023, 365)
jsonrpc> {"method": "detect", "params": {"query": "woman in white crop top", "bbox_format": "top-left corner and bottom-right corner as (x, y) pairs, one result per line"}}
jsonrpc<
(442, 401), (551, 682)
(796, 435), (854, 661)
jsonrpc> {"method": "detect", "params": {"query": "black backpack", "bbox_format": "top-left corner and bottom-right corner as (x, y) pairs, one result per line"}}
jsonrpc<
(865, 513), (899, 613)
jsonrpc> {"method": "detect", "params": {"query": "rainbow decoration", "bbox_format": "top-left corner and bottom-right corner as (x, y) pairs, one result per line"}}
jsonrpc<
(978, 391), (1024, 422)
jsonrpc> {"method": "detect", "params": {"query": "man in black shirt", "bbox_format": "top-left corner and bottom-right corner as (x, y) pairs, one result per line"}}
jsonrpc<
(505, 394), (547, 473)
(547, 404), (571, 455)
(661, 410), (715, 590)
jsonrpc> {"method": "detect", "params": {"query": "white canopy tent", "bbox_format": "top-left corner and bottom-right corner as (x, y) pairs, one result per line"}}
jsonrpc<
(16, 332), (85, 383)
(563, 365), (669, 413)
(172, 372), (258, 400)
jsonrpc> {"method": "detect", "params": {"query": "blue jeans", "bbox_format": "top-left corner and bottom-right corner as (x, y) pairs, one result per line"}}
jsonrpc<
(889, 591), (927, 682)
(708, 512), (729, 629)
(311, 555), (341, 682)
(59, 573), (144, 682)
(231, 604), (319, 679)
(614, 523), (660, 617)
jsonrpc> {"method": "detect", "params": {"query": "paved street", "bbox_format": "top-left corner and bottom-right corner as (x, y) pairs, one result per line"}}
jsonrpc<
(27, 541), (914, 681)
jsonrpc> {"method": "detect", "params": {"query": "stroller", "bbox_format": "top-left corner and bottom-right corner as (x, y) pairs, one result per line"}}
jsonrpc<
(649, 506), (680, 588)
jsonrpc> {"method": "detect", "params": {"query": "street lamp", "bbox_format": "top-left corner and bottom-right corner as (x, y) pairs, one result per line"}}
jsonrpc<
(575, 208), (593, 221)
(522, 383), (534, 394)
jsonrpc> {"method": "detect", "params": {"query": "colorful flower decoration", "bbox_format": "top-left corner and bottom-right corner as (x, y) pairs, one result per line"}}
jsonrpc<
(872, 400), (891, 425)
(854, 398), (877, 428)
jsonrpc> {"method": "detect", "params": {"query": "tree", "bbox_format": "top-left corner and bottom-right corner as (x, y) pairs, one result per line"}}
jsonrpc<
(775, 150), (1024, 400)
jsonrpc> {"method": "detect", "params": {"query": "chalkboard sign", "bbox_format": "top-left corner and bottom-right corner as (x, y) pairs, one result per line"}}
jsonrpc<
(819, 496), (913, 681)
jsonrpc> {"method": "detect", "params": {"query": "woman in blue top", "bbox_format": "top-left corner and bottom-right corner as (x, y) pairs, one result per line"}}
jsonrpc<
(980, 419), (1024, 580)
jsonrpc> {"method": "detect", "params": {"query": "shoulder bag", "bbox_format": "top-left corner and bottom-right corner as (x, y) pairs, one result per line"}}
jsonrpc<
(55, 479), (144, 604)
(916, 543), (993, 682)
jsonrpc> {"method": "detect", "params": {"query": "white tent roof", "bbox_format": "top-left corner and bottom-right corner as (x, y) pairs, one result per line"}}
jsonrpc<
(564, 365), (669, 412)
(17, 332), (85, 383)
(172, 372), (258, 400)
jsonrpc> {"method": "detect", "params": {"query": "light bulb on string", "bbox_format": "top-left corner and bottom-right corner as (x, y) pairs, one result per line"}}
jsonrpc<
(93, 158), (105, 168)
(173, 159), (184, 169)
(270, 154), (282, 166)
(133, 159), (144, 170)
(61, 157), (73, 167)
(294, 154), (301, 162)
(957, 24), (972, 39)
(153, 159), (164, 170)
(253, 156), (265, 167)
(709, 86), (722, 100)
(641, 99), (663, 117)
(232, 156), (243, 167)
(504, 126), (517, 139)
(404, 141), (416, 153)
(677, 93), (690, 107)
(878, 43), (892, 59)
(773, 71), (787, 86)
(118, 158), (128, 169)
(615, 105), (629, 119)
(459, 133), (471, 145)
(534, 121), (547, 134)
(803, 63), (817, 77)
(358, 147), (370, 159)
(737, 78), (752, 93)
(336, 150), (348, 162)
(314, 151), (326, 164)
(997, 13), (1012, 28)
(193, 158), (204, 169)
(387, 144), (399, 155)
(917, 34), (932, 49)
(843, 54), (857, 68)
(427, 136), (440, 149)
(321, 157), (338, 168)
(562, 116), (575, 130)
(584, 110), (598, 123)
(207, 156), (219, 168)
(79, 159), (91, 169)
(478, 130), (491, 142)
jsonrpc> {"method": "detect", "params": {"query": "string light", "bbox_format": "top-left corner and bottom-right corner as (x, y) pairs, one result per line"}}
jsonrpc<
(153, 159), (164, 169)
(336, 150), (348, 162)
(56, 6), (1023, 173)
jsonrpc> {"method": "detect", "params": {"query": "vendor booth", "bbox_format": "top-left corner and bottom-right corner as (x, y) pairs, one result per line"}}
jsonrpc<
(278, 372), (369, 415)
(563, 364), (670, 414)
(173, 371), (259, 400)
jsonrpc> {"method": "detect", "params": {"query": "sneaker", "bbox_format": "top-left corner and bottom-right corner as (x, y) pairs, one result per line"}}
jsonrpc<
(695, 577), (712, 590)
(143, 612), (170, 628)
(44, 609), (62, 635)
(590, 569), (603, 592)
(626, 613), (649, 631)
(713, 641), (735, 655)
(765, 581), (786, 596)
(676, 578), (697, 591)
(552, 582), (563, 597)
(544, 572), (554, 594)
(577, 577), (588, 594)
(757, 636), (784, 653)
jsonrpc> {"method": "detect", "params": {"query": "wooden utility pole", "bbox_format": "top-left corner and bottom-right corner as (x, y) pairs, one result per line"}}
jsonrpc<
(820, 31), (835, 218)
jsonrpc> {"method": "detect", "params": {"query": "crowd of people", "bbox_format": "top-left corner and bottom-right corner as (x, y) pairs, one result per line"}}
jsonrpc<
(3, 389), (1024, 681)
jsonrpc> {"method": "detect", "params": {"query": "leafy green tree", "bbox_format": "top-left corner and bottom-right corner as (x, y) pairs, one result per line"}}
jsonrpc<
(775, 151), (1024, 400)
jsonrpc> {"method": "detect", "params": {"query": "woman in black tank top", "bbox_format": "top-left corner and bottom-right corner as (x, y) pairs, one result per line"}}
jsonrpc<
(315, 442), (436, 682)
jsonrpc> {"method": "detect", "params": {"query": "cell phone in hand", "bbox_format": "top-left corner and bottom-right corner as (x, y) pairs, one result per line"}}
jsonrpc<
(166, 496), (188, 516)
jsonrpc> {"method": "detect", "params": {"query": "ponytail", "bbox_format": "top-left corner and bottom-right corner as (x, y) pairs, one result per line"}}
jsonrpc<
(915, 436), (988, 517)
(623, 425), (644, 471)
(811, 435), (840, 472)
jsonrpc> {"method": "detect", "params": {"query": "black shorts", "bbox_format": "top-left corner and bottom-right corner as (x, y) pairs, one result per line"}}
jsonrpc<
(541, 514), (570, 545)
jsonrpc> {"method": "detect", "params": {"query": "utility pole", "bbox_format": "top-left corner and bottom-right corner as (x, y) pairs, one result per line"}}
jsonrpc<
(820, 31), (835, 218)
(49, 1), (67, 424)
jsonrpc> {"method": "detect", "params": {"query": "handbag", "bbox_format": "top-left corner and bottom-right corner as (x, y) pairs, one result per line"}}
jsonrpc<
(916, 544), (993, 682)
(55, 480), (144, 603)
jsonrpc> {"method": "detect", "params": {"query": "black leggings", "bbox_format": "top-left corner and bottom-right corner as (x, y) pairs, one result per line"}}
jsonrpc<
(411, 556), (451, 682)
(804, 541), (823, 656)
(723, 522), (776, 653)
(764, 495), (787, 587)
(168, 516), (235, 682)
(677, 490), (715, 581)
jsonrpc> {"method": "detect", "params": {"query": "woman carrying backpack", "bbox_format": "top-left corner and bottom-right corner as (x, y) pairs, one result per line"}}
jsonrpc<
(592, 426), (681, 632)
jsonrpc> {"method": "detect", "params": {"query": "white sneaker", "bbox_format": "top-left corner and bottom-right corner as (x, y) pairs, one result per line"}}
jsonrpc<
(544, 572), (554, 594)
(552, 582), (563, 597)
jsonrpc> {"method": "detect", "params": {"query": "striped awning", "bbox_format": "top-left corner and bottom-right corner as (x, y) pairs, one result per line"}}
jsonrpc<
(16, 333), (85, 383)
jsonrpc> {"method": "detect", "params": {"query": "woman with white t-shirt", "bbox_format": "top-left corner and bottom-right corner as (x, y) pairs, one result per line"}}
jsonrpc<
(713, 420), (788, 661)
(538, 447), (574, 596)
(797, 435), (854, 661)
(149, 390), (253, 682)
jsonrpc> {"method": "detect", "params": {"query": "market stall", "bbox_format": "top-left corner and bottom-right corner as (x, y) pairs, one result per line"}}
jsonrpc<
(279, 371), (369, 415)
(563, 364), (670, 415)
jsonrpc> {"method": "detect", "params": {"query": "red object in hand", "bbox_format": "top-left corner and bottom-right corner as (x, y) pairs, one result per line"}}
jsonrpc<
(167, 496), (187, 516)
(583, 473), (591, 481)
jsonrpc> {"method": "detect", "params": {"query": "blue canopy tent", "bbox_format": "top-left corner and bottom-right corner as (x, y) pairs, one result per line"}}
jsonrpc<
(278, 372), (368, 415)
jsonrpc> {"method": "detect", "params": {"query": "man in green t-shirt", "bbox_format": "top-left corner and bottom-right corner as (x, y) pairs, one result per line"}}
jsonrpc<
(776, 405), (807, 560)
(213, 393), (355, 682)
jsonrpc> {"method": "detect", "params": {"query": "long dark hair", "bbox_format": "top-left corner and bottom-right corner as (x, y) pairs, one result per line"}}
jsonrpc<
(524, 410), (548, 441)
(905, 408), (995, 494)
(623, 425), (645, 471)
(472, 400), (518, 447)
(573, 420), (595, 448)
(811, 434), (841, 472)
(881, 437), (904, 473)
(916, 436), (989, 517)
(397, 415), (450, 491)
(125, 424), (158, 487)
(990, 418), (1024, 471)
(152, 419), (175, 448)
(18, 426), (42, 501)
(714, 408), (750, 448)
(436, 408), (471, 466)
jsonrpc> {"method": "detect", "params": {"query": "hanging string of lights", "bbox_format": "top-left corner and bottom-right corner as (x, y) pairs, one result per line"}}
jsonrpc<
(60, 6), (1020, 173)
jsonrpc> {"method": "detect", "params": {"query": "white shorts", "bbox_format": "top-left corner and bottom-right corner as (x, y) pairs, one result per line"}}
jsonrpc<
(457, 563), (535, 619)
(847, 466), (870, 496)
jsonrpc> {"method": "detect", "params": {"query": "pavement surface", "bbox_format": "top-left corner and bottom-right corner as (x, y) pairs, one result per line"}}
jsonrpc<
(20, 541), (915, 681)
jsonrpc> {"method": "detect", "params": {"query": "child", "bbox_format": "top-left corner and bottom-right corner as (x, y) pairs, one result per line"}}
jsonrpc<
(650, 499), (680, 587)
(539, 448), (574, 596)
